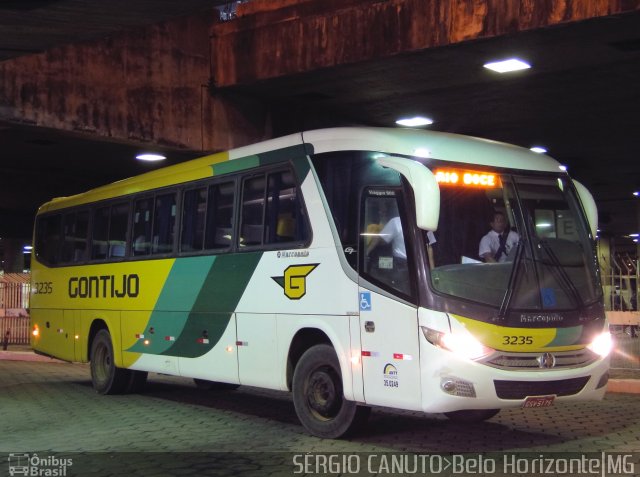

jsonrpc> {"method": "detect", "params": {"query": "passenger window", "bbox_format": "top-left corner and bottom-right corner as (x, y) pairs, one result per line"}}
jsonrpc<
(91, 207), (110, 260)
(91, 202), (129, 260)
(61, 211), (89, 263)
(240, 176), (266, 247)
(181, 188), (207, 252)
(152, 193), (176, 254)
(109, 203), (129, 258)
(36, 214), (62, 265)
(204, 181), (235, 250)
(361, 189), (412, 297)
(265, 170), (308, 244)
(132, 198), (153, 256)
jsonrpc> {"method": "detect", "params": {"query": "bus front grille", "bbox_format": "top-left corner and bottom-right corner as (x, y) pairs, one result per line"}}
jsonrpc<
(483, 349), (598, 371)
(494, 376), (590, 399)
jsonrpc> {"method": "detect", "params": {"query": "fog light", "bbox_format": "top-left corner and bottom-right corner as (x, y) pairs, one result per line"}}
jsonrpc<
(440, 377), (477, 398)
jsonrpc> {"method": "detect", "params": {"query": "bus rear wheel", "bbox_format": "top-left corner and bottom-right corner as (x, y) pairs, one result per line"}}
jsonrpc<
(444, 408), (500, 422)
(90, 329), (130, 395)
(292, 344), (369, 438)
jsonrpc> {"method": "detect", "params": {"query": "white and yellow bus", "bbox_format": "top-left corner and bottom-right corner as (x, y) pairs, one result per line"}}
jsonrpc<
(31, 127), (612, 438)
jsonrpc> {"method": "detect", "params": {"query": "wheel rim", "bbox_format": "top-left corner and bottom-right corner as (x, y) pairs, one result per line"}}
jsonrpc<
(93, 341), (112, 386)
(305, 366), (342, 420)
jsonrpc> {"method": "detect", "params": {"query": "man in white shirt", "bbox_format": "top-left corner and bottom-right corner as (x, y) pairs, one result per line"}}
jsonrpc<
(379, 216), (406, 259)
(479, 211), (519, 263)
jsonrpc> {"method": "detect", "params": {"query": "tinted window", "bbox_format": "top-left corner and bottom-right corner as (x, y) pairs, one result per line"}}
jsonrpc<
(61, 211), (89, 263)
(265, 170), (308, 244)
(152, 193), (176, 254)
(35, 215), (62, 265)
(109, 203), (129, 258)
(132, 198), (153, 256)
(181, 188), (207, 252)
(361, 189), (412, 296)
(240, 176), (266, 247)
(91, 206), (110, 260)
(204, 181), (235, 250)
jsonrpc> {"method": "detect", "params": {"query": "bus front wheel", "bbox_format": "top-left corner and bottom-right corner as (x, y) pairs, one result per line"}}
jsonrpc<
(90, 329), (130, 395)
(292, 344), (369, 438)
(444, 408), (500, 422)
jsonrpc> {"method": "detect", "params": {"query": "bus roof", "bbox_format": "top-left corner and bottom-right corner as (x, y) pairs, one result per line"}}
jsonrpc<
(38, 127), (562, 213)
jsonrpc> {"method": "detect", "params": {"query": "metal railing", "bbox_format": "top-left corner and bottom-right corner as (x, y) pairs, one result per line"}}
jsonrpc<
(0, 315), (30, 346)
(0, 278), (31, 346)
(600, 249), (639, 372)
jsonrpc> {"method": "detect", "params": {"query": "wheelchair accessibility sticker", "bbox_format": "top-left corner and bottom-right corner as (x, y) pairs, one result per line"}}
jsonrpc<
(360, 292), (372, 311)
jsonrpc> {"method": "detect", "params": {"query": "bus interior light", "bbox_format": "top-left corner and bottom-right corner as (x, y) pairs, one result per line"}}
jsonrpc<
(587, 331), (613, 357)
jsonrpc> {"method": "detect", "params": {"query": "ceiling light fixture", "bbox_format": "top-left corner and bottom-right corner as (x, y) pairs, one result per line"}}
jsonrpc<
(529, 146), (547, 154)
(483, 58), (531, 73)
(634, 191), (639, 197)
(136, 153), (166, 162)
(395, 116), (434, 127)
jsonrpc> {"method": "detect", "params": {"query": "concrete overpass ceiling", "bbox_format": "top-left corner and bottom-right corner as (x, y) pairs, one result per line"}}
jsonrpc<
(0, 3), (638, 247)
(225, 11), (640, 243)
(0, 0), (233, 61)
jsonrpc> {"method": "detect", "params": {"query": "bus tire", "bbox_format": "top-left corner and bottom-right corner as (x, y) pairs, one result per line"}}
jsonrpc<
(292, 344), (369, 438)
(444, 408), (500, 422)
(90, 329), (130, 395)
(193, 378), (239, 391)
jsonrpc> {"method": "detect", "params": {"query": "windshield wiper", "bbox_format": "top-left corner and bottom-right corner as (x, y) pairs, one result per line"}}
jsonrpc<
(497, 238), (524, 319)
(537, 239), (584, 309)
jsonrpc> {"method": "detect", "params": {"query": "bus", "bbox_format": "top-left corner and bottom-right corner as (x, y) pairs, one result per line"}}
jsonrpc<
(30, 127), (612, 438)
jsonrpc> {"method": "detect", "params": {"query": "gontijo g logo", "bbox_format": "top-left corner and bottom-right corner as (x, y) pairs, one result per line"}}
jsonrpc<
(272, 264), (319, 300)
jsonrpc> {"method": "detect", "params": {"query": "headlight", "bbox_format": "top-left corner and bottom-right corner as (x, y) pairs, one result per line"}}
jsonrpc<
(587, 331), (613, 357)
(421, 326), (493, 360)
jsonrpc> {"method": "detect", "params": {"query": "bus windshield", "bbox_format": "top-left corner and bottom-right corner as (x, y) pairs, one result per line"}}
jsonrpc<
(427, 170), (600, 313)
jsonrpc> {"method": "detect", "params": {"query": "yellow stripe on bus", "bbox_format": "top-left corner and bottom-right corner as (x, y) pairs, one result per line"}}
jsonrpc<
(453, 314), (585, 352)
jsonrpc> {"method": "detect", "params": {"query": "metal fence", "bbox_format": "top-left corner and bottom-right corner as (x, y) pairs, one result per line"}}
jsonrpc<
(0, 279), (31, 346)
(0, 315), (30, 345)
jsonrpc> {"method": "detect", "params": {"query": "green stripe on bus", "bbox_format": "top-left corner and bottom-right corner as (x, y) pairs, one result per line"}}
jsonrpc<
(126, 256), (216, 355)
(163, 251), (263, 358)
(212, 156), (260, 175)
(211, 144), (311, 176)
(546, 325), (584, 347)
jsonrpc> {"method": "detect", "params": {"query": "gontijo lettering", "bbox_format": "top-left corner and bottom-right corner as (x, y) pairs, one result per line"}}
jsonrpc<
(68, 274), (140, 298)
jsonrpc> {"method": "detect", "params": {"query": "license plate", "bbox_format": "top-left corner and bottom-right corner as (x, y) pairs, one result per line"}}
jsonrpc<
(522, 395), (555, 408)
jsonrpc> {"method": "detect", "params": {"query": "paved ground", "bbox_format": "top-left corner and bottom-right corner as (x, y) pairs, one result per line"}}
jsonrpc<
(1, 352), (639, 477)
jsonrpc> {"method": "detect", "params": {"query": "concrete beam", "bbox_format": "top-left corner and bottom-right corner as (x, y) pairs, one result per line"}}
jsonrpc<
(211, 0), (640, 87)
(0, 12), (270, 152)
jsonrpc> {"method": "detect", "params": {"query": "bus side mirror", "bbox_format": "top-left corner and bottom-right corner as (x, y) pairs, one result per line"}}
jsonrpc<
(573, 179), (598, 238)
(376, 156), (440, 231)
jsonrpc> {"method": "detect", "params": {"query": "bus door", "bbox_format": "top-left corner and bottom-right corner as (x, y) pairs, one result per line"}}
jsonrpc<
(357, 187), (422, 410)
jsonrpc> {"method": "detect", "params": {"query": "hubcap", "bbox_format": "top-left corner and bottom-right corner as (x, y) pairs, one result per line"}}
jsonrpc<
(93, 342), (111, 384)
(306, 367), (341, 419)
